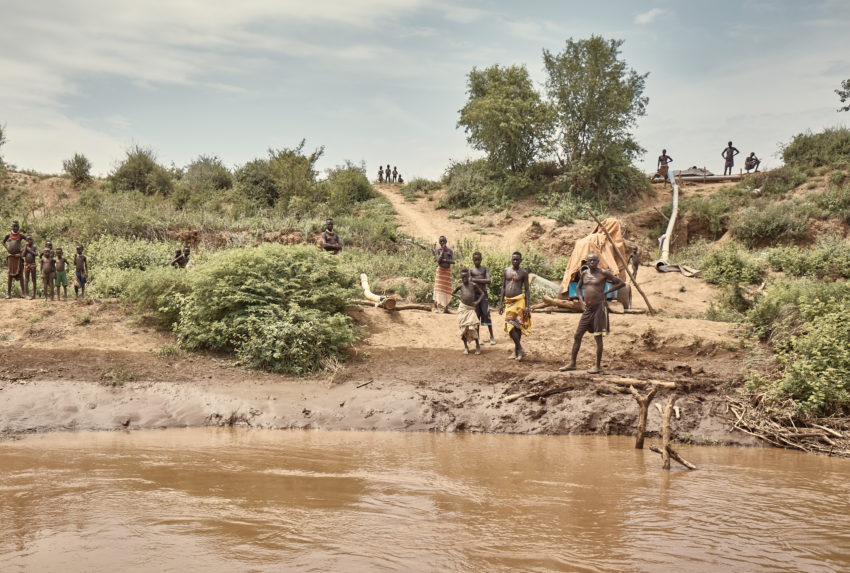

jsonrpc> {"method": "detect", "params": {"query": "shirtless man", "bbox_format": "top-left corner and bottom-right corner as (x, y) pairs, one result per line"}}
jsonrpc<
(22, 235), (39, 299)
(3, 220), (25, 298)
(385, 165), (391, 184)
(452, 268), (484, 355)
(657, 149), (673, 188)
(722, 141), (740, 176)
(320, 218), (343, 254)
(498, 252), (531, 361)
(470, 251), (495, 344)
(54, 248), (70, 300)
(40, 249), (56, 300)
(745, 152), (760, 173)
(73, 244), (88, 298)
(392, 166), (398, 183)
(560, 253), (625, 374)
(377, 166), (384, 183)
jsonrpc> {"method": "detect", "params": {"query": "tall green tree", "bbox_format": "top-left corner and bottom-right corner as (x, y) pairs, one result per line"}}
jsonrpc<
(457, 65), (552, 172)
(837, 78), (850, 112)
(543, 36), (648, 165)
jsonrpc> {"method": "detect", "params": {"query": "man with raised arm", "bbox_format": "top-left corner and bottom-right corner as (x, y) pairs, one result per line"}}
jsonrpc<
(498, 252), (531, 361)
(560, 253), (625, 374)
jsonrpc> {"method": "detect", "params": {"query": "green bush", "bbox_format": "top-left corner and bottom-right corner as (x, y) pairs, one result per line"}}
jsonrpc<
(402, 178), (442, 193)
(743, 165), (806, 197)
(62, 153), (93, 187)
(766, 238), (850, 279)
(176, 244), (357, 374)
(730, 203), (808, 248)
(808, 182), (850, 223)
(109, 145), (174, 195)
(234, 158), (280, 207)
(88, 235), (179, 271)
(680, 195), (734, 239)
(782, 127), (850, 169)
(778, 297), (850, 415)
(746, 278), (850, 341)
(700, 242), (764, 286)
(440, 159), (497, 209)
(323, 162), (376, 213)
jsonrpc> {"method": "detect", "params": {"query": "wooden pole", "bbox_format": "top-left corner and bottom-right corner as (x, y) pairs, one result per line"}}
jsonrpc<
(585, 208), (656, 315)
(629, 384), (658, 449)
(661, 394), (676, 469)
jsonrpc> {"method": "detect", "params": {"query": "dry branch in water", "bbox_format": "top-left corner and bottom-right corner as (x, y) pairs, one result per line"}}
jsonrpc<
(629, 384), (658, 449)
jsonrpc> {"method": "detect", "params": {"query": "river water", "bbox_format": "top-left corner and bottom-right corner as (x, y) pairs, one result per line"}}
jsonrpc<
(1, 429), (849, 572)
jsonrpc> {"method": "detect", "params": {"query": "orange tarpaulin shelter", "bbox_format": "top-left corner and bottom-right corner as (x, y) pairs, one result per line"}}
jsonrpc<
(560, 218), (627, 295)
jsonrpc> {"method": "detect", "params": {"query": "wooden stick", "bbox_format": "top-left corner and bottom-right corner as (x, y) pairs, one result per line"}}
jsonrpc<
(585, 208), (656, 315)
(597, 377), (676, 389)
(629, 384), (658, 449)
(649, 445), (697, 470)
(661, 394), (676, 469)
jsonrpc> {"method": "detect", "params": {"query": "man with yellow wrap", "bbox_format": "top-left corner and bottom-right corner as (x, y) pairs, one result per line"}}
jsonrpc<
(498, 252), (531, 361)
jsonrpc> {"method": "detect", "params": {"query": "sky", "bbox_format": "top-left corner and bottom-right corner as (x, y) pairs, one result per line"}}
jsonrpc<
(1, 0), (848, 180)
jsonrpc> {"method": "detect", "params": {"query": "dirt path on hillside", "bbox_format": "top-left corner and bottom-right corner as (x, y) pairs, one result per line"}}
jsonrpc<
(373, 184), (554, 249)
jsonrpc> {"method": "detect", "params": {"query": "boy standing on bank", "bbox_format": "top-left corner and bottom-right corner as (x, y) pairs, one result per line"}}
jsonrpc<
(73, 244), (88, 298)
(452, 268), (484, 355)
(55, 248), (70, 300)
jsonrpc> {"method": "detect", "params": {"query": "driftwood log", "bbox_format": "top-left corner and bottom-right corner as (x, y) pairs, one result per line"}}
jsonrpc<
(356, 300), (431, 311)
(593, 376), (676, 389)
(649, 394), (696, 470)
(629, 384), (658, 449)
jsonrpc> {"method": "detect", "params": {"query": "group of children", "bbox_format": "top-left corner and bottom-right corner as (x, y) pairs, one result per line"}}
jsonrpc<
(3, 221), (88, 300)
(377, 164), (404, 184)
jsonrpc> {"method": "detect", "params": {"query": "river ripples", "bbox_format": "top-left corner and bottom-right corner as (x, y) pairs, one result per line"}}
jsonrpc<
(1, 429), (849, 572)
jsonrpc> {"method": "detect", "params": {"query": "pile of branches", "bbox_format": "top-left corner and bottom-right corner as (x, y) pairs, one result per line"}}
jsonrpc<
(728, 392), (850, 457)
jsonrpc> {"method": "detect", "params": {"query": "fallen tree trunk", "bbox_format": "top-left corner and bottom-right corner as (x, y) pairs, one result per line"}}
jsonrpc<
(629, 384), (658, 449)
(355, 300), (430, 311)
(542, 296), (582, 311)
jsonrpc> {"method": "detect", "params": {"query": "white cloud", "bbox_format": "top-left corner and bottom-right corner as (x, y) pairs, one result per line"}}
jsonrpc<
(635, 8), (665, 25)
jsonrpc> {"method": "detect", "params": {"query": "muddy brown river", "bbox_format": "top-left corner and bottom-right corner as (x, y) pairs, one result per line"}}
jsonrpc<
(2, 429), (849, 572)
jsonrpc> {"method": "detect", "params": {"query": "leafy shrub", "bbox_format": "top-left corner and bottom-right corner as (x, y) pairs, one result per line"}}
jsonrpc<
(440, 159), (497, 209)
(743, 165), (806, 197)
(176, 244), (358, 374)
(234, 158), (279, 207)
(808, 182), (850, 223)
(88, 235), (179, 271)
(746, 278), (850, 341)
(700, 242), (764, 286)
(552, 149), (650, 206)
(402, 178), (442, 193)
(828, 170), (847, 186)
(323, 162), (376, 213)
(62, 153), (93, 187)
(680, 195), (734, 239)
(766, 238), (850, 279)
(777, 297), (850, 415)
(782, 127), (850, 169)
(110, 145), (174, 195)
(730, 203), (808, 248)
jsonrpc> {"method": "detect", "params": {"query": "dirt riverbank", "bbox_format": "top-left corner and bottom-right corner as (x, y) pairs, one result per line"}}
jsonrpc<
(0, 295), (757, 447)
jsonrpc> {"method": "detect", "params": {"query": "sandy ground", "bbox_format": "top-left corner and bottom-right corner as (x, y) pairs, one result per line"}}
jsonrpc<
(0, 175), (760, 446)
(0, 282), (755, 446)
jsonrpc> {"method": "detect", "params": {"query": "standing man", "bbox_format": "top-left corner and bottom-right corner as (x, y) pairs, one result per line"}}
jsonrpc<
(656, 149), (673, 189)
(498, 251), (531, 361)
(432, 236), (454, 312)
(3, 220), (25, 299)
(560, 253), (625, 374)
(452, 268), (484, 355)
(320, 218), (343, 254)
(22, 235), (39, 299)
(73, 244), (88, 298)
(721, 141), (740, 176)
(470, 251), (496, 345)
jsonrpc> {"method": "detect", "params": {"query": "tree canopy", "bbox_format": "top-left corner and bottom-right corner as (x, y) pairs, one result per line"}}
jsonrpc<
(543, 36), (648, 165)
(457, 65), (552, 172)
(837, 78), (850, 112)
